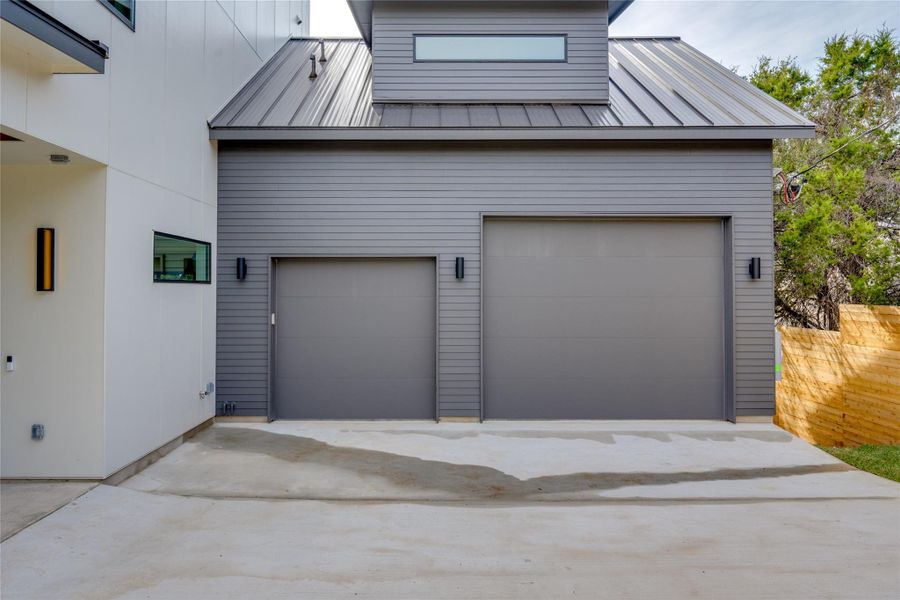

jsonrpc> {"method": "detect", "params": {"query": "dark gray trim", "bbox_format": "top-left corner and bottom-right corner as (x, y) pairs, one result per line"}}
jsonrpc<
(0, 0), (108, 73)
(478, 216), (485, 423)
(412, 33), (568, 63)
(267, 257), (277, 421)
(97, 0), (135, 31)
(723, 217), (736, 422)
(609, 0), (635, 23)
(210, 126), (816, 141)
(434, 257), (441, 422)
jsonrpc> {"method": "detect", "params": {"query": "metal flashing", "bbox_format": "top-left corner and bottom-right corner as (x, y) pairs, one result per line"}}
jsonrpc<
(0, 0), (108, 73)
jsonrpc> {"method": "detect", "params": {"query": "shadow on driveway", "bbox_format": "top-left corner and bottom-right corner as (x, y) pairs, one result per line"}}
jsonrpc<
(198, 426), (854, 500)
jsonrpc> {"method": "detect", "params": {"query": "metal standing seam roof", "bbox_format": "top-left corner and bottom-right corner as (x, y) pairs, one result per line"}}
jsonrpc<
(209, 37), (815, 141)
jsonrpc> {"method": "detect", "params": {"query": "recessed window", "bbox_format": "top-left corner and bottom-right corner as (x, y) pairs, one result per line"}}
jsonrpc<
(414, 34), (567, 62)
(153, 232), (210, 284)
(98, 0), (135, 30)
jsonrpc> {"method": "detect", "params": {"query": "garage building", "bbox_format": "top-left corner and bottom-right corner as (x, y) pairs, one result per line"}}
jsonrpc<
(211, 1), (813, 421)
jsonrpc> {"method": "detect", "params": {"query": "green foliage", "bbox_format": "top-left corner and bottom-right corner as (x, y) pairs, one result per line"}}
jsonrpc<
(751, 56), (814, 109)
(749, 28), (900, 330)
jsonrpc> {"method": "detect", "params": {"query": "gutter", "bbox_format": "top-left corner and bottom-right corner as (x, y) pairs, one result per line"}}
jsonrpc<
(209, 125), (817, 142)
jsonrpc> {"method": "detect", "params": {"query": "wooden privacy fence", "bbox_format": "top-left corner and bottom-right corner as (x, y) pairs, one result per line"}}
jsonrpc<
(775, 304), (900, 447)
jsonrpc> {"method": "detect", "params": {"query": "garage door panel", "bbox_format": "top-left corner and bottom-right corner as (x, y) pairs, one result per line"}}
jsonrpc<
(277, 259), (435, 298)
(485, 256), (724, 298)
(274, 377), (435, 419)
(484, 219), (724, 419)
(486, 376), (722, 419)
(278, 297), (435, 339)
(275, 258), (435, 419)
(485, 295), (723, 339)
(486, 337), (720, 381)
(276, 336), (435, 379)
(485, 220), (724, 258)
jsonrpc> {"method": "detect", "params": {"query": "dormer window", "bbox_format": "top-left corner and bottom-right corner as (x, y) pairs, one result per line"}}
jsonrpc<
(413, 34), (567, 62)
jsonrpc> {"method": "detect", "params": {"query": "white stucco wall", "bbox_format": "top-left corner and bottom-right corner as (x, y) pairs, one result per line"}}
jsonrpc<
(0, 0), (307, 477)
(1, 165), (107, 477)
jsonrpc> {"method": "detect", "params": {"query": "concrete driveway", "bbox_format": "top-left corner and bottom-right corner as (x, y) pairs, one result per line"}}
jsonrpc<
(2, 421), (898, 599)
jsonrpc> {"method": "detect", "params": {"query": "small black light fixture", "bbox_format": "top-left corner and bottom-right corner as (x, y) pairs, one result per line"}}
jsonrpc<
(36, 227), (55, 291)
(236, 257), (247, 280)
(749, 257), (762, 280)
(455, 257), (465, 279)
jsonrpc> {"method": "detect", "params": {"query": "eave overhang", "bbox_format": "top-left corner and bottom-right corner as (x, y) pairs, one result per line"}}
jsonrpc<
(0, 0), (108, 74)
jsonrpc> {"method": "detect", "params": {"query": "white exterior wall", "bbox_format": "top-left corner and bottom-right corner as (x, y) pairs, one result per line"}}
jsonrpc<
(1, 165), (107, 477)
(0, 0), (306, 477)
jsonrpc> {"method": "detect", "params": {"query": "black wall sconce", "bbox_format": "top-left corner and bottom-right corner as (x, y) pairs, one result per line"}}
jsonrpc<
(749, 257), (761, 280)
(236, 257), (247, 280)
(455, 257), (465, 279)
(36, 227), (55, 291)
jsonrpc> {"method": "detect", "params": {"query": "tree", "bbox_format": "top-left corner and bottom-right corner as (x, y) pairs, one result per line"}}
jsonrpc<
(749, 28), (900, 330)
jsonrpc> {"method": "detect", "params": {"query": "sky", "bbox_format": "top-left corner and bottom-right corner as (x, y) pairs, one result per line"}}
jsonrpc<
(310, 0), (899, 75)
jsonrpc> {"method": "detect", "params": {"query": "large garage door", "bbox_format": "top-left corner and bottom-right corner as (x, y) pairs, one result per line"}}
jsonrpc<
(274, 258), (435, 419)
(484, 219), (725, 419)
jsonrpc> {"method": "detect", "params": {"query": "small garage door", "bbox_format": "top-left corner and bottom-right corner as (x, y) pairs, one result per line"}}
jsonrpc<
(484, 219), (725, 419)
(274, 258), (435, 419)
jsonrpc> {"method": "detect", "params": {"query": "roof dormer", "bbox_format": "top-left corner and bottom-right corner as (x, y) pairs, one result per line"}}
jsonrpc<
(349, 1), (633, 104)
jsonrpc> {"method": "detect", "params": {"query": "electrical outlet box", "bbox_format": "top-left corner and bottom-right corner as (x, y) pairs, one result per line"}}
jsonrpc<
(5, 355), (14, 372)
(31, 424), (45, 440)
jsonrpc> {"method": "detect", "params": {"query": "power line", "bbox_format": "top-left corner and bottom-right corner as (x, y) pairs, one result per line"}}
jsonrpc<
(791, 108), (900, 180)
(779, 108), (900, 203)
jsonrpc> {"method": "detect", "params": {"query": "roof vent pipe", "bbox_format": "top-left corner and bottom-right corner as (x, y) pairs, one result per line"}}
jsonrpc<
(309, 54), (318, 79)
(318, 39), (327, 62)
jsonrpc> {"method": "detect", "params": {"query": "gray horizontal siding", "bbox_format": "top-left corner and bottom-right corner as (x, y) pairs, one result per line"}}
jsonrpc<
(372, 1), (609, 103)
(217, 141), (775, 418)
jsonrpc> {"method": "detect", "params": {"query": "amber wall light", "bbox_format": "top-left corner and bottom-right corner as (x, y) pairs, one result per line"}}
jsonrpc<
(36, 227), (55, 291)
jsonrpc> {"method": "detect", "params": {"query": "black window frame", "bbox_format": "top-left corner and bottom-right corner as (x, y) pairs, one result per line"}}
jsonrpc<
(413, 33), (568, 63)
(97, 0), (135, 31)
(153, 231), (211, 284)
